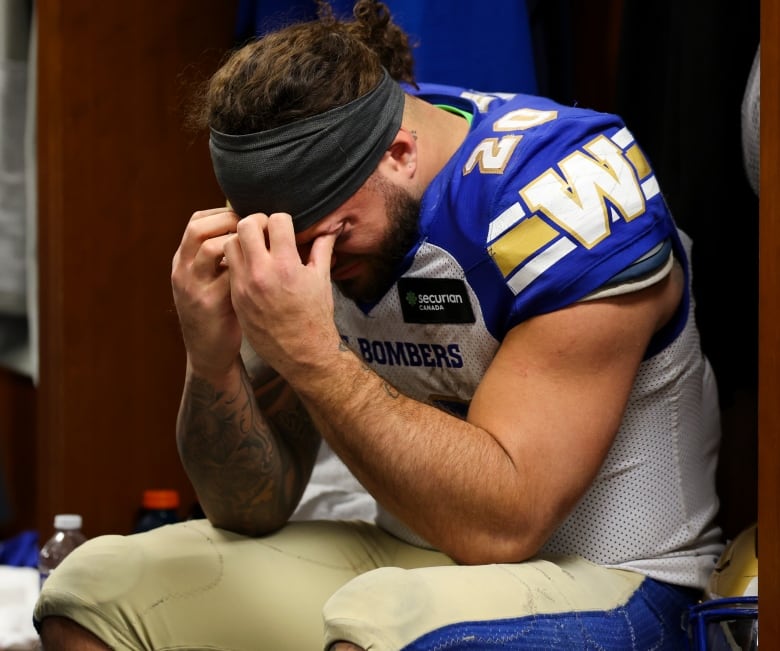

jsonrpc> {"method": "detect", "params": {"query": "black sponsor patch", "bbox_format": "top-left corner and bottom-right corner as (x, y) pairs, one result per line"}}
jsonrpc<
(398, 278), (475, 324)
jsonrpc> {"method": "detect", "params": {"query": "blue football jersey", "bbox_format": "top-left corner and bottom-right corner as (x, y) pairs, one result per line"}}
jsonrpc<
(335, 84), (686, 414)
(410, 83), (683, 336)
(333, 86), (722, 585)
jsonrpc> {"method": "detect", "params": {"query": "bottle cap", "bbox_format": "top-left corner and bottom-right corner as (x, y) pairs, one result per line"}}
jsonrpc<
(142, 489), (180, 510)
(54, 514), (82, 530)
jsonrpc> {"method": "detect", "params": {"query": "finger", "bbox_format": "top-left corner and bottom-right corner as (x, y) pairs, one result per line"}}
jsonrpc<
(308, 231), (338, 278)
(191, 232), (236, 279)
(235, 213), (271, 268)
(266, 213), (300, 261)
(190, 206), (238, 221)
(178, 209), (240, 262)
(222, 233), (244, 270)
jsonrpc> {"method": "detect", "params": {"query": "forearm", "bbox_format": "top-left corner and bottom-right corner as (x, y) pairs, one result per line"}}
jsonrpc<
(288, 344), (535, 564)
(176, 359), (320, 536)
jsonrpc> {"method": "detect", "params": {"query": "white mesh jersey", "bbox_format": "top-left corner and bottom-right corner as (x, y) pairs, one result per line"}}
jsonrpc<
(333, 85), (723, 589)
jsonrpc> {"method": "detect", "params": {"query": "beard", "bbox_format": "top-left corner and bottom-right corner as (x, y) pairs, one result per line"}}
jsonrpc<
(335, 176), (421, 303)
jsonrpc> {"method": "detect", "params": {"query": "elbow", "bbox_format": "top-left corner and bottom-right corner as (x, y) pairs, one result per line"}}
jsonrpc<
(206, 511), (288, 538)
(443, 526), (548, 566)
(199, 499), (294, 538)
(446, 493), (579, 564)
(450, 541), (538, 567)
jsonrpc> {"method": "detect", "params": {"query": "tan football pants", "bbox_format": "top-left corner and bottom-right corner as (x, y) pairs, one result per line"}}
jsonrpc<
(34, 519), (648, 650)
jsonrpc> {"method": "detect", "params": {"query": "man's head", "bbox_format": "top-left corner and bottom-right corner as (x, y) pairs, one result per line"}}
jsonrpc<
(197, 0), (417, 233)
(209, 70), (406, 232)
(194, 2), (474, 301)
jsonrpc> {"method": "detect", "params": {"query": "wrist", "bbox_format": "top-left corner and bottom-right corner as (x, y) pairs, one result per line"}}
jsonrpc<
(249, 324), (344, 388)
(285, 338), (372, 406)
(240, 338), (279, 388)
(185, 353), (243, 389)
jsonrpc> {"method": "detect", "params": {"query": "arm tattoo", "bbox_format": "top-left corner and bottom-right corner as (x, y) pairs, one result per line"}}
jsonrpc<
(338, 336), (401, 399)
(184, 374), (273, 469)
(382, 382), (400, 399)
(178, 371), (319, 533)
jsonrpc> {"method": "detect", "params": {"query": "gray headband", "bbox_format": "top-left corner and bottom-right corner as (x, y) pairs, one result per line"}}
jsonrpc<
(209, 70), (406, 232)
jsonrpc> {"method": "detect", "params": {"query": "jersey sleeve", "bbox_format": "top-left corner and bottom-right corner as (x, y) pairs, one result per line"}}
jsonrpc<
(459, 100), (679, 332)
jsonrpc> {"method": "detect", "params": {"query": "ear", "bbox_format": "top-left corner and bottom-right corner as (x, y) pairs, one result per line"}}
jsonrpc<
(379, 127), (417, 180)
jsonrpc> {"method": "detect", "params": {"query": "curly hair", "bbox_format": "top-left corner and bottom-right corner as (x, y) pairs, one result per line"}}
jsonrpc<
(195, 0), (416, 135)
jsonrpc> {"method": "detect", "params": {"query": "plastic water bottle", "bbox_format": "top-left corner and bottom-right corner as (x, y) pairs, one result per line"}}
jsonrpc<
(38, 513), (87, 587)
(133, 489), (180, 533)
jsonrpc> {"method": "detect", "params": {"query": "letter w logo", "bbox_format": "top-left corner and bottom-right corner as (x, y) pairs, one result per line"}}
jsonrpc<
(520, 135), (645, 249)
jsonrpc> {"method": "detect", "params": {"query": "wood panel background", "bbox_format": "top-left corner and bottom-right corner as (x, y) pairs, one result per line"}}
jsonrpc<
(32, 0), (237, 538)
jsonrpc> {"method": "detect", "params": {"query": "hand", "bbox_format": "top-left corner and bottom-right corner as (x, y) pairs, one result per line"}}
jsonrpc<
(224, 212), (341, 379)
(171, 207), (242, 380)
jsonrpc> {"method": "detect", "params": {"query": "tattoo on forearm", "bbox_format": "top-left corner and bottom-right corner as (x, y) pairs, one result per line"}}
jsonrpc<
(179, 371), (317, 531)
(338, 337), (401, 399)
(184, 374), (271, 468)
(271, 408), (316, 445)
(383, 382), (400, 399)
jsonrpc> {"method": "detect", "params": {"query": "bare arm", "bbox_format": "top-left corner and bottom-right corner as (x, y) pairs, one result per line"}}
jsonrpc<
(171, 208), (320, 536)
(292, 266), (683, 563)
(226, 212), (683, 562)
(176, 361), (320, 535)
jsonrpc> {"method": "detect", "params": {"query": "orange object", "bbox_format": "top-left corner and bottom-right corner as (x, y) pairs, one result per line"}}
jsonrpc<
(142, 489), (180, 510)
